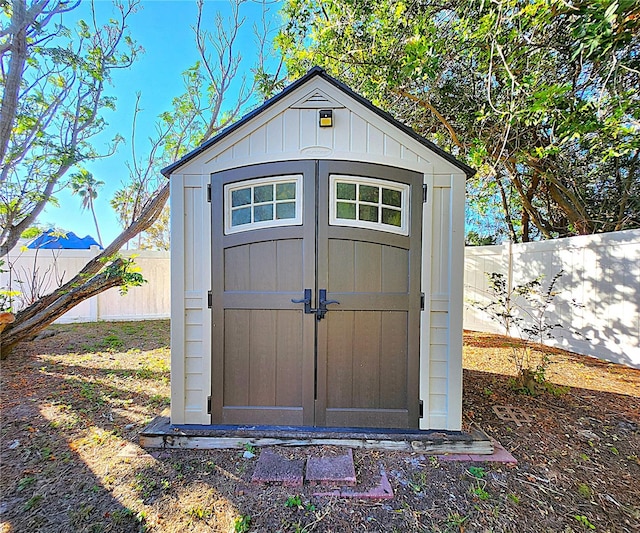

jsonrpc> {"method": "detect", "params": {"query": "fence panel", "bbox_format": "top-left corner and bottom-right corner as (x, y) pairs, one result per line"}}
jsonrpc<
(1, 248), (170, 323)
(464, 229), (640, 369)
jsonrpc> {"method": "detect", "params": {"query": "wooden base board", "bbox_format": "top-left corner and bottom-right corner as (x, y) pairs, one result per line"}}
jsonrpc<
(139, 416), (493, 455)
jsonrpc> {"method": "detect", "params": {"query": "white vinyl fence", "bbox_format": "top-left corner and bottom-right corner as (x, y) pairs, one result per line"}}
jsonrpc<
(4, 230), (639, 369)
(464, 229), (640, 369)
(1, 247), (170, 323)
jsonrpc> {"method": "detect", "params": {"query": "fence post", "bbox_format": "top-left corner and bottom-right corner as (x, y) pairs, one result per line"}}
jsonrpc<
(507, 241), (513, 295)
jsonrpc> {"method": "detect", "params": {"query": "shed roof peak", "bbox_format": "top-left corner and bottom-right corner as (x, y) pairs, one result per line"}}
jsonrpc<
(161, 66), (475, 178)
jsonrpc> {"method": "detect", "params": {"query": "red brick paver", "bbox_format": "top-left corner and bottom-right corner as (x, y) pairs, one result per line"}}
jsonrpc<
(251, 449), (305, 486)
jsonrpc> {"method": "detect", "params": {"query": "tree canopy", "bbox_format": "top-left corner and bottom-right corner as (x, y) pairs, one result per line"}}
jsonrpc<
(1, 0), (278, 355)
(0, 0), (141, 256)
(276, 0), (640, 241)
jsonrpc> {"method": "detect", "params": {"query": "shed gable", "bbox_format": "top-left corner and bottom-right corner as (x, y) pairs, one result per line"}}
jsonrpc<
(163, 67), (473, 178)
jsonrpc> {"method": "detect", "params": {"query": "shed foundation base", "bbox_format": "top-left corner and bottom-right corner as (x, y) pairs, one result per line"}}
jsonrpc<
(139, 415), (493, 455)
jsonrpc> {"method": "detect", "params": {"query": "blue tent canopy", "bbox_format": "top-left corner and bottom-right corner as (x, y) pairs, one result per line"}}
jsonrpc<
(27, 229), (103, 250)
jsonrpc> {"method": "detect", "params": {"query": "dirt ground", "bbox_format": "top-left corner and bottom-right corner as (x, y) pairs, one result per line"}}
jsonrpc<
(1, 320), (639, 532)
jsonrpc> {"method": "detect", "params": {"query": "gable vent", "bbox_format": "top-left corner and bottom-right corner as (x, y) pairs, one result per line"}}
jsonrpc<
(292, 89), (345, 109)
(308, 93), (330, 103)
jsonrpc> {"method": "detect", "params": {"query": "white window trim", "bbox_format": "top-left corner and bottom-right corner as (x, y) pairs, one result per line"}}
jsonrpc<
(329, 175), (410, 236)
(224, 174), (303, 235)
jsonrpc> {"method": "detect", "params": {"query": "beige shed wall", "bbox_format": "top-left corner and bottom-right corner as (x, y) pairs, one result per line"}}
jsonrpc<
(170, 77), (466, 429)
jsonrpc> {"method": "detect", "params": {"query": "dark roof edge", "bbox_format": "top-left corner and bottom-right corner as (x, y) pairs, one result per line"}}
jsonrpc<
(161, 66), (475, 178)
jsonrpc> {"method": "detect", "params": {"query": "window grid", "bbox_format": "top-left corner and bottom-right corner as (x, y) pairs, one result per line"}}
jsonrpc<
(224, 175), (303, 234)
(336, 183), (403, 225)
(330, 175), (410, 236)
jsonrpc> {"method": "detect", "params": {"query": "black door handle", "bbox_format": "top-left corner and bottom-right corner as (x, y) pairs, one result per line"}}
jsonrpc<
(291, 288), (313, 314)
(317, 289), (339, 320)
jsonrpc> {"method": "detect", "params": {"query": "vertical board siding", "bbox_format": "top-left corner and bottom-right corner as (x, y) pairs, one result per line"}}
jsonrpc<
(275, 311), (303, 406)
(401, 146), (419, 162)
(350, 113), (368, 153)
(384, 135), (402, 159)
(232, 136), (251, 159)
(225, 246), (250, 291)
(380, 312), (408, 408)
(300, 108), (318, 148)
(367, 123), (384, 154)
(326, 311), (354, 408)
(184, 188), (198, 291)
(266, 117), (284, 153)
(328, 240), (355, 292)
(352, 311), (381, 408)
(283, 108), (301, 152)
(355, 242), (382, 292)
(191, 106), (438, 173)
(224, 309), (304, 408)
(225, 241), (303, 292)
(224, 309), (250, 406)
(318, 115), (335, 148)
(248, 310), (277, 405)
(430, 186), (451, 298)
(250, 127), (267, 155)
(215, 147), (234, 164)
(333, 108), (350, 151)
(173, 77), (456, 176)
(382, 246), (409, 292)
(327, 241), (409, 293)
(250, 242), (277, 291)
(464, 229), (640, 369)
(276, 241), (303, 291)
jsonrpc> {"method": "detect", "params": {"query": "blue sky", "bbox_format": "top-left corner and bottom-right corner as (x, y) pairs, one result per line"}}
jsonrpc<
(42, 0), (280, 244)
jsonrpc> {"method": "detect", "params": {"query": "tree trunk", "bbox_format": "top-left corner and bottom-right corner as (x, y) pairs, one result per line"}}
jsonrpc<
(0, 182), (169, 356)
(0, 0), (28, 166)
(89, 198), (103, 247)
(496, 175), (518, 243)
(1, 259), (127, 357)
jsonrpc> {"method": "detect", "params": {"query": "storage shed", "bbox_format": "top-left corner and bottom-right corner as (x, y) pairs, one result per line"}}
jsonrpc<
(163, 67), (474, 432)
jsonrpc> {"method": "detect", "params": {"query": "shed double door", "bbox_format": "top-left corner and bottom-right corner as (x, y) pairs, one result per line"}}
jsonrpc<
(211, 160), (423, 428)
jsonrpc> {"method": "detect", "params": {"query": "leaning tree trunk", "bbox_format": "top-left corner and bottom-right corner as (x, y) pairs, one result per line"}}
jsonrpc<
(1, 259), (128, 357)
(0, 182), (169, 357)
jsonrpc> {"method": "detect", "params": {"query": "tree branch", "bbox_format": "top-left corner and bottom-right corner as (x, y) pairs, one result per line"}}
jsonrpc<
(394, 88), (466, 150)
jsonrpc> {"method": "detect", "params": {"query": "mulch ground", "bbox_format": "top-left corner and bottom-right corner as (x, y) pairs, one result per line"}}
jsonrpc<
(1, 321), (639, 532)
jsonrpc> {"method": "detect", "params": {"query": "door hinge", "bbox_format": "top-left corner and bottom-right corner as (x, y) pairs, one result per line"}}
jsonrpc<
(207, 183), (211, 202)
(419, 400), (424, 418)
(207, 290), (212, 309)
(207, 396), (212, 414)
(422, 184), (428, 203)
(420, 292), (425, 311)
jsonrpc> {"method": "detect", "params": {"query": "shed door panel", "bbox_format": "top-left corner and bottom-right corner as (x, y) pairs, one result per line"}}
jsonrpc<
(222, 240), (305, 414)
(316, 160), (423, 428)
(212, 160), (422, 428)
(211, 161), (316, 426)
